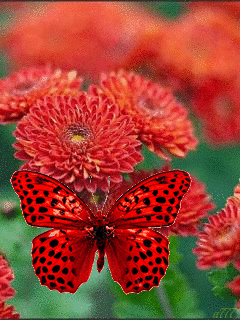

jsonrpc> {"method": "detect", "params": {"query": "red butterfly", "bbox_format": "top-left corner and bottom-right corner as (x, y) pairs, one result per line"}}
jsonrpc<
(11, 170), (190, 294)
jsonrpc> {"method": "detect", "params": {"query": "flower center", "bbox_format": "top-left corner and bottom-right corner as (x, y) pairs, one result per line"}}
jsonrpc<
(63, 123), (93, 144)
(213, 223), (236, 245)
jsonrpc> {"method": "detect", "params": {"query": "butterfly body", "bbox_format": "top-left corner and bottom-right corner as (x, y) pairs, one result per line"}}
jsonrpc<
(11, 169), (190, 294)
(86, 212), (113, 272)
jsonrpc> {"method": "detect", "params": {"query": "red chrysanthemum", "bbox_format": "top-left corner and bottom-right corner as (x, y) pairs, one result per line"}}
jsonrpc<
(90, 70), (198, 160)
(192, 78), (240, 145)
(0, 255), (15, 302)
(160, 175), (215, 237)
(0, 301), (20, 319)
(2, 2), (158, 79)
(0, 65), (83, 124)
(193, 197), (240, 270)
(13, 93), (143, 193)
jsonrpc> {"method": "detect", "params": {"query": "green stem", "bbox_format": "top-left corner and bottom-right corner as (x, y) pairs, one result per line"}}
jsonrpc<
(156, 283), (174, 318)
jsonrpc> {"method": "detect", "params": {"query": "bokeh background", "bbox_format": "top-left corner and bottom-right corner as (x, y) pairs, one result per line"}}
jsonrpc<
(1, 2), (240, 318)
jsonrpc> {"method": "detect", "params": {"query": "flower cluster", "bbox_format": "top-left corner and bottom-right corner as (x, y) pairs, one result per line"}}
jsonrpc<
(158, 4), (240, 145)
(2, 2), (156, 80)
(193, 181), (240, 309)
(0, 65), (198, 193)
(0, 254), (20, 318)
(3, 2), (240, 145)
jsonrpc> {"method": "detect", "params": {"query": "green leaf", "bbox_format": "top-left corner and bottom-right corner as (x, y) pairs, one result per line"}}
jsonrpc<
(208, 265), (239, 300)
(162, 238), (205, 318)
(111, 274), (165, 318)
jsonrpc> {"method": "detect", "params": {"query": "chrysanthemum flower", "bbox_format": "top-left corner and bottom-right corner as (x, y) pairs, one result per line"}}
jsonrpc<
(160, 175), (215, 237)
(90, 70), (198, 160)
(0, 255), (19, 318)
(193, 197), (240, 269)
(0, 255), (15, 301)
(192, 79), (240, 145)
(0, 301), (20, 319)
(2, 2), (157, 79)
(13, 93), (143, 193)
(0, 65), (83, 124)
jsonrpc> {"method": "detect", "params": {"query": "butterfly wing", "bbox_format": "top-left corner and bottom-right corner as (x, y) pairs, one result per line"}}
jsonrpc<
(11, 171), (94, 229)
(107, 170), (190, 228)
(106, 228), (169, 293)
(32, 229), (97, 293)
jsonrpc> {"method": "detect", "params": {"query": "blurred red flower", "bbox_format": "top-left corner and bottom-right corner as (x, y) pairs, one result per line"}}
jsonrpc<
(121, 3), (240, 146)
(155, 5), (240, 87)
(91, 70), (198, 160)
(192, 79), (240, 144)
(13, 93), (143, 193)
(0, 66), (83, 123)
(2, 2), (161, 80)
(0, 254), (19, 318)
(226, 275), (240, 310)
(0, 255), (15, 301)
(0, 301), (20, 319)
(188, 2), (240, 19)
(193, 197), (240, 269)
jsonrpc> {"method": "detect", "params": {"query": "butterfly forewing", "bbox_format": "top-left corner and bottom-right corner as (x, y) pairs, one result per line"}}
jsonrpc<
(11, 171), (94, 229)
(32, 229), (97, 293)
(107, 170), (191, 228)
(106, 228), (169, 294)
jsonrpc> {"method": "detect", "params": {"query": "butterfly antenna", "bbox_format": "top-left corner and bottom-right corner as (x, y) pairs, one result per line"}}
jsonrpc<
(101, 176), (111, 214)
(89, 175), (99, 212)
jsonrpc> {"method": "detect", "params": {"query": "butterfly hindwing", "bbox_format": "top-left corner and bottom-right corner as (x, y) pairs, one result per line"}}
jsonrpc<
(106, 228), (169, 294)
(11, 171), (94, 229)
(32, 229), (97, 293)
(107, 170), (190, 228)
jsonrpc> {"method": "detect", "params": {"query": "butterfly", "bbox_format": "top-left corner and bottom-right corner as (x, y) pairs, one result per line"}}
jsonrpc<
(11, 170), (190, 294)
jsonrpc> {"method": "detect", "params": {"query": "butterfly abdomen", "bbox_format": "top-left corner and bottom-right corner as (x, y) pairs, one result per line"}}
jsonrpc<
(93, 224), (111, 273)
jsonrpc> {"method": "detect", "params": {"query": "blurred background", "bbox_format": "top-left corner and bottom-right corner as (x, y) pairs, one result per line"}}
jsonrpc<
(1, 2), (240, 318)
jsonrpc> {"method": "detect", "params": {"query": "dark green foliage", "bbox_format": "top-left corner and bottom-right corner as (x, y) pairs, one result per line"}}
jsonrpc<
(208, 265), (239, 300)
